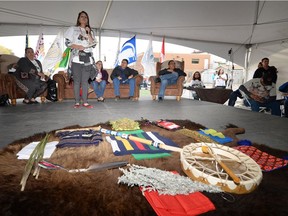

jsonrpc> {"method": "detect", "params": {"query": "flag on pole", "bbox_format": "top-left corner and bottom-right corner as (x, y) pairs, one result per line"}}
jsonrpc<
(34, 33), (45, 62)
(116, 35), (137, 65)
(51, 47), (71, 78)
(25, 32), (29, 48)
(42, 31), (63, 75)
(58, 47), (71, 68)
(141, 37), (156, 77)
(160, 36), (165, 63)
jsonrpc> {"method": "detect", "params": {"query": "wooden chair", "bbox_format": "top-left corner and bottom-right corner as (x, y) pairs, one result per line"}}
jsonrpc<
(149, 60), (185, 101)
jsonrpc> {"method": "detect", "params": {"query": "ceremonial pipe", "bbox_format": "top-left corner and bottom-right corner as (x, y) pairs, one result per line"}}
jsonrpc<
(99, 128), (182, 153)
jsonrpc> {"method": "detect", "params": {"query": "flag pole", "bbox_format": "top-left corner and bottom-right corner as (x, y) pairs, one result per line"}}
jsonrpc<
(113, 31), (121, 67)
(160, 36), (165, 63)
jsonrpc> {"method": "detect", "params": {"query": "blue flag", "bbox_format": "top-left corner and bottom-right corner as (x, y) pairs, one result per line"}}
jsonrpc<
(117, 35), (137, 65)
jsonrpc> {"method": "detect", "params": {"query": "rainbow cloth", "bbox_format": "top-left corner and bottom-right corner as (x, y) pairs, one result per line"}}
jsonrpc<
(106, 131), (179, 156)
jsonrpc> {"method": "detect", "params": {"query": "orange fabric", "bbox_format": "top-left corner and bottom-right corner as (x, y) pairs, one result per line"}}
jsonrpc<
(141, 189), (215, 216)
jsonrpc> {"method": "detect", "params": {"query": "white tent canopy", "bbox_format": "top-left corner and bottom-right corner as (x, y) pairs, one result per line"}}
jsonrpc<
(1, 0), (288, 83)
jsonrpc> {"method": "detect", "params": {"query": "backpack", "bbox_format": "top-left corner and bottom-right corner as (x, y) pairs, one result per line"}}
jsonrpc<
(0, 94), (10, 106)
(45, 79), (58, 102)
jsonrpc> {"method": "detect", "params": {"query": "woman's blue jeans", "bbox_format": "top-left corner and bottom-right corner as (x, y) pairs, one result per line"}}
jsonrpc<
(91, 80), (106, 98)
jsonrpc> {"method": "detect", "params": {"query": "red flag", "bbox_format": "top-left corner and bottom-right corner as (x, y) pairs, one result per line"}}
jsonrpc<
(160, 37), (165, 63)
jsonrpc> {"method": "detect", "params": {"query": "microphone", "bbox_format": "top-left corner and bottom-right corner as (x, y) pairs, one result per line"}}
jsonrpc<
(85, 25), (90, 34)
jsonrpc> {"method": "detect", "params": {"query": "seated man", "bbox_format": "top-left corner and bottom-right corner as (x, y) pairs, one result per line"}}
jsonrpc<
(239, 72), (281, 116)
(13, 47), (47, 104)
(110, 59), (139, 101)
(157, 60), (186, 101)
(228, 57), (277, 107)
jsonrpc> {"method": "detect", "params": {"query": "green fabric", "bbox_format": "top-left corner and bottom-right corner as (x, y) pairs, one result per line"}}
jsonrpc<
(118, 129), (172, 160)
(132, 152), (171, 160)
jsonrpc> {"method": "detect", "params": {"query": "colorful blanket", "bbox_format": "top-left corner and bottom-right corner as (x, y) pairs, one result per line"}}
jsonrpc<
(234, 146), (288, 172)
(106, 131), (179, 156)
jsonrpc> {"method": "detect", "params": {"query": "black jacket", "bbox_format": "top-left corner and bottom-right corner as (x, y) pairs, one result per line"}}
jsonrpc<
(159, 68), (186, 77)
(110, 66), (138, 80)
(253, 66), (277, 84)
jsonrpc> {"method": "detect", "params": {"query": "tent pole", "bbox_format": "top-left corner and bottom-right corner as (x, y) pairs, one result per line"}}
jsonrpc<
(244, 44), (252, 83)
(98, 30), (101, 61)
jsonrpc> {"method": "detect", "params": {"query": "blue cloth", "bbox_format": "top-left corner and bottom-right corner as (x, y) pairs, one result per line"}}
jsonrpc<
(237, 139), (252, 146)
(112, 77), (135, 97)
(91, 80), (106, 98)
(158, 72), (179, 98)
(198, 130), (233, 144)
(284, 96), (288, 117)
(279, 82), (288, 93)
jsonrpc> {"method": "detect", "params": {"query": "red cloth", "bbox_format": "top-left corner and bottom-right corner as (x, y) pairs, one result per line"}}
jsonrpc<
(234, 146), (288, 172)
(141, 189), (215, 216)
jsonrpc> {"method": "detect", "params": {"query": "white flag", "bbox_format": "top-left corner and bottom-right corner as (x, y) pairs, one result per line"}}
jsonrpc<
(34, 33), (45, 62)
(141, 38), (156, 77)
(42, 31), (63, 75)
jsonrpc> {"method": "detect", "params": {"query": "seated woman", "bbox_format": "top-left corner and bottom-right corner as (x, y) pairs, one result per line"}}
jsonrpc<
(91, 60), (109, 102)
(13, 47), (47, 104)
(189, 71), (205, 100)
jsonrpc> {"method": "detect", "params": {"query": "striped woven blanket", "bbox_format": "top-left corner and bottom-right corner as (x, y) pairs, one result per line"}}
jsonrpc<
(106, 131), (179, 156)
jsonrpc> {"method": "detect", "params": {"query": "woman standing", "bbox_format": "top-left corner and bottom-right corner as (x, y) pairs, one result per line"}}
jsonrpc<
(91, 60), (109, 102)
(13, 47), (47, 104)
(214, 68), (227, 89)
(64, 11), (97, 108)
